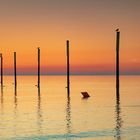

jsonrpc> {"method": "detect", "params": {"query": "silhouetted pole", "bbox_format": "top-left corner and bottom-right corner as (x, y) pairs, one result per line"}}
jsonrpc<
(14, 52), (17, 87)
(66, 40), (70, 96)
(0, 53), (3, 87)
(116, 29), (120, 97)
(115, 30), (122, 139)
(38, 47), (40, 88)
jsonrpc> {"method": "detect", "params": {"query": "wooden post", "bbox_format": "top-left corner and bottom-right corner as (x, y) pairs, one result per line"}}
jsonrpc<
(38, 47), (40, 88)
(66, 40), (70, 96)
(116, 29), (120, 97)
(0, 53), (3, 87)
(14, 52), (17, 87)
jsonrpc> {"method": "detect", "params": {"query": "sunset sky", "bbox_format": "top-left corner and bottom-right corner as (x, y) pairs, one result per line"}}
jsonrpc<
(0, 0), (140, 75)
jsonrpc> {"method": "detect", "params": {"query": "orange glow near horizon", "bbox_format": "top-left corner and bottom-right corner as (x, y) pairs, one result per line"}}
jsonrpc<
(0, 0), (140, 74)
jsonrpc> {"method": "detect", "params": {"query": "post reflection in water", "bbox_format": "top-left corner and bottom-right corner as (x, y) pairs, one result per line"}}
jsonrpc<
(14, 86), (18, 137)
(1, 86), (3, 104)
(115, 87), (123, 140)
(0, 86), (4, 116)
(37, 87), (43, 134)
(14, 86), (17, 106)
(38, 86), (40, 96)
(66, 96), (72, 139)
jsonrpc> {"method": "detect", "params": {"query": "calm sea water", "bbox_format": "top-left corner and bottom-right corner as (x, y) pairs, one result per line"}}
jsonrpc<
(0, 76), (140, 140)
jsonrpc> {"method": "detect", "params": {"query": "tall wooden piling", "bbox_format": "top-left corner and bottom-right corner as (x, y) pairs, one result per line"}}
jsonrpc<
(116, 29), (120, 97)
(14, 52), (17, 87)
(0, 53), (3, 86)
(38, 47), (40, 88)
(66, 40), (70, 96)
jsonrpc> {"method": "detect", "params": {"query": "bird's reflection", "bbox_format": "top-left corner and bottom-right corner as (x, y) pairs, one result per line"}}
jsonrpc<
(37, 87), (43, 134)
(66, 96), (72, 139)
(115, 86), (123, 140)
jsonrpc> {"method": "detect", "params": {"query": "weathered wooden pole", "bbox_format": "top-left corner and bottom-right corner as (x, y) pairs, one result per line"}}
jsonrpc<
(38, 47), (40, 88)
(66, 40), (70, 96)
(14, 52), (17, 87)
(116, 29), (120, 97)
(0, 53), (3, 87)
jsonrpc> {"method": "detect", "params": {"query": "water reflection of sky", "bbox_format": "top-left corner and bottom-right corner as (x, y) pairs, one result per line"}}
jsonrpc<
(0, 76), (140, 140)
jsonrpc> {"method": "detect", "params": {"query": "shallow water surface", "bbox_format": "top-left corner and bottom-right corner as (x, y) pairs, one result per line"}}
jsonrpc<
(0, 76), (140, 140)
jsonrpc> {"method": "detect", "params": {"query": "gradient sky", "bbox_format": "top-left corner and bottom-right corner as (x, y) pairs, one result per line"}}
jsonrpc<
(0, 0), (140, 75)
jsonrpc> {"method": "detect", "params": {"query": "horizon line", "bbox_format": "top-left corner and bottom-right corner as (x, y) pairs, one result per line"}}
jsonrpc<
(2, 73), (140, 76)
